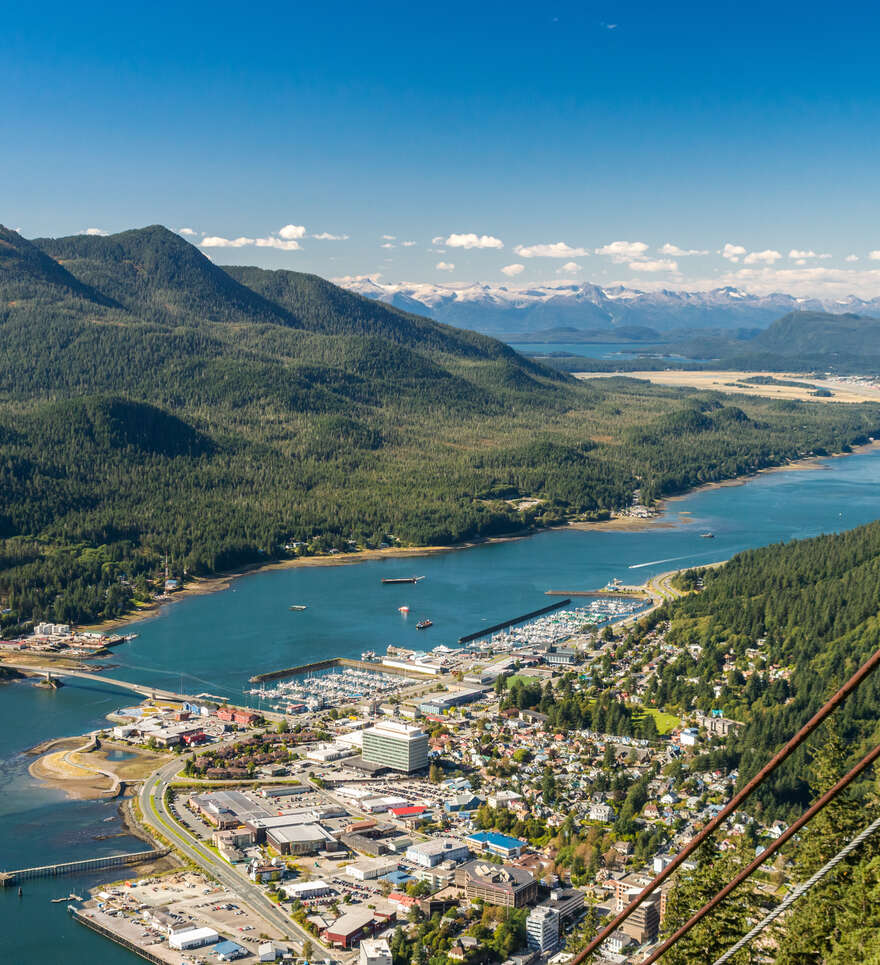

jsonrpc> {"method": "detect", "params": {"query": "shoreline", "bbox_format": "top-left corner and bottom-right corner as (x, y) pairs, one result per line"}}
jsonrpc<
(79, 439), (880, 633)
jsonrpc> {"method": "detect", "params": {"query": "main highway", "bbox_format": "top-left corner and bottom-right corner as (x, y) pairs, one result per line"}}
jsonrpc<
(138, 758), (353, 961)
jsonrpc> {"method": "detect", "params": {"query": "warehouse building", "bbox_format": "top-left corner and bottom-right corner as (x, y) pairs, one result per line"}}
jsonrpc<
(405, 838), (470, 868)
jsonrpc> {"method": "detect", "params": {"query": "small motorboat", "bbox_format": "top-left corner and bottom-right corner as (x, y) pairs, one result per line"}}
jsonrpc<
(416, 619), (433, 630)
(289, 605), (308, 611)
(399, 606), (410, 613)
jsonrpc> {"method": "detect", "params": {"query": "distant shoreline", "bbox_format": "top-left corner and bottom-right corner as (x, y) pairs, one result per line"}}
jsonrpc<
(79, 439), (880, 634)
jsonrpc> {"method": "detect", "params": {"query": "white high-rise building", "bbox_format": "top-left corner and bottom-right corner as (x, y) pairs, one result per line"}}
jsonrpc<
(527, 905), (560, 953)
(360, 938), (392, 965)
(361, 720), (429, 772)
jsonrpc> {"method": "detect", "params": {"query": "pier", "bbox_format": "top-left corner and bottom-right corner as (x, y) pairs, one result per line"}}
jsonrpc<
(71, 905), (169, 965)
(249, 655), (442, 684)
(1, 848), (169, 885)
(457, 598), (572, 645)
(544, 588), (650, 599)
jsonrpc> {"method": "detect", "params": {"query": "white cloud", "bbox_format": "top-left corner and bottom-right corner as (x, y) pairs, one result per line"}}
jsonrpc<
(80, 227), (108, 236)
(255, 237), (301, 250)
(870, 251), (880, 261)
(515, 241), (588, 258)
(846, 254), (860, 262)
(595, 240), (649, 262)
(444, 232), (504, 249)
(431, 236), (445, 245)
(788, 249), (830, 260)
(501, 263), (525, 277)
(720, 243), (748, 262)
(659, 243), (708, 256)
(312, 232), (349, 240)
(200, 228), (302, 251)
(743, 249), (782, 265)
(380, 242), (395, 249)
(436, 261), (455, 271)
(721, 265), (880, 298)
(201, 235), (255, 248)
(557, 261), (582, 274)
(178, 227), (197, 237)
(629, 258), (678, 272)
(401, 240), (417, 247)
(382, 234), (396, 241)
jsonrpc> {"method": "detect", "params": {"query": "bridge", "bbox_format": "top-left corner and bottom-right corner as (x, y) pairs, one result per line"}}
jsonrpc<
(0, 848), (170, 885)
(2, 663), (202, 703)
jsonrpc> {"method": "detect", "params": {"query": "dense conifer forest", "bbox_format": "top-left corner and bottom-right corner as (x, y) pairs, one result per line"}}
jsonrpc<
(655, 524), (880, 962)
(3, 224), (880, 628)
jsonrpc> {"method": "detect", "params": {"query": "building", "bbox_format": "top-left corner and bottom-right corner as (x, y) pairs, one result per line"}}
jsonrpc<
(527, 905), (560, 953)
(324, 908), (376, 948)
(360, 937), (393, 965)
(487, 790), (523, 810)
(454, 860), (538, 908)
(168, 927), (219, 950)
(589, 802), (614, 823)
(361, 721), (429, 773)
(546, 647), (577, 666)
(345, 857), (399, 880)
(542, 887), (585, 925)
(406, 838), (470, 868)
(214, 939), (248, 961)
(418, 688), (486, 715)
(283, 879), (333, 901)
(465, 831), (527, 859)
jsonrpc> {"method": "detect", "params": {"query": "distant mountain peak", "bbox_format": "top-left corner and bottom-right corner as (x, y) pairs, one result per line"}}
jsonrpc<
(337, 277), (880, 333)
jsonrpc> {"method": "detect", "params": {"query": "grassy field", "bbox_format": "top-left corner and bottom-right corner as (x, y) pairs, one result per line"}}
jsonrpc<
(577, 370), (880, 404)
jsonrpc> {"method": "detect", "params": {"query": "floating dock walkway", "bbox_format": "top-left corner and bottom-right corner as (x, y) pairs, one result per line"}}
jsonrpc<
(544, 588), (650, 599)
(457, 599), (572, 645)
(1, 848), (169, 886)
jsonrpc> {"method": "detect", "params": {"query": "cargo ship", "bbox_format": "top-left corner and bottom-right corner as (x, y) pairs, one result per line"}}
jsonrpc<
(381, 576), (425, 584)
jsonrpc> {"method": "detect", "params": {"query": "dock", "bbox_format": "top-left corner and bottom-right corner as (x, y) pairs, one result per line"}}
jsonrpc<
(1, 848), (169, 886)
(249, 655), (442, 684)
(544, 588), (650, 599)
(457, 599), (572, 645)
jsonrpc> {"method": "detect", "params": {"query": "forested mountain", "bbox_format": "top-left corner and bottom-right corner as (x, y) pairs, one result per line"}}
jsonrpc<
(721, 310), (880, 371)
(655, 524), (880, 962)
(658, 522), (880, 817)
(2, 224), (880, 627)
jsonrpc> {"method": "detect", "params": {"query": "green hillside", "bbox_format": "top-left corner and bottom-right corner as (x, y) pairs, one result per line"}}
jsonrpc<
(2, 225), (880, 627)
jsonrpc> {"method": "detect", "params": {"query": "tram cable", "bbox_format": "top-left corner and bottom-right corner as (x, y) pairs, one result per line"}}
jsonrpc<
(571, 644), (880, 964)
(639, 741), (880, 964)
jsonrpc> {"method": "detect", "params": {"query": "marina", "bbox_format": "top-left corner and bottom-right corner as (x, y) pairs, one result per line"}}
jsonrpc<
(245, 666), (410, 713)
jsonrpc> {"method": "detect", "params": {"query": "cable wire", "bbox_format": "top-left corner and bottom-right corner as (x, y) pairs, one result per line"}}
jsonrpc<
(572, 645), (880, 963)
(711, 813), (880, 965)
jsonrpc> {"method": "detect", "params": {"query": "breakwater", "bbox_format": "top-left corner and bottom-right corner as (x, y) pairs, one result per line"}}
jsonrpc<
(70, 906), (168, 964)
(457, 598), (572, 644)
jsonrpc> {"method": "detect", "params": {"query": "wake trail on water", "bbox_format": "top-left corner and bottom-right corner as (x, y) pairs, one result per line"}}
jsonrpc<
(628, 553), (709, 570)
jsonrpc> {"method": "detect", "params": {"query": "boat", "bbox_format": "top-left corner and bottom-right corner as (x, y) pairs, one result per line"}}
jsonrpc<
(289, 605), (308, 611)
(381, 576), (425, 584)
(416, 619), (433, 630)
(700, 532), (715, 539)
(398, 606), (410, 613)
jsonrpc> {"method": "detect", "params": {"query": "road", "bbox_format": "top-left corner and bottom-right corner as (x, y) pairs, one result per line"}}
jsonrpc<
(138, 759), (352, 962)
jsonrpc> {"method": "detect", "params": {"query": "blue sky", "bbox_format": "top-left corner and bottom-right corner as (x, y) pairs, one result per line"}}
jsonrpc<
(5, 1), (880, 295)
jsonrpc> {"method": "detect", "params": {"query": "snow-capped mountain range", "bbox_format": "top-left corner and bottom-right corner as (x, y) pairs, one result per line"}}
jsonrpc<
(337, 278), (880, 334)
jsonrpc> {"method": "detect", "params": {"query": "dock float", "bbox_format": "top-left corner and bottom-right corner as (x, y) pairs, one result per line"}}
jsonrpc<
(457, 599), (572, 645)
(544, 588), (650, 599)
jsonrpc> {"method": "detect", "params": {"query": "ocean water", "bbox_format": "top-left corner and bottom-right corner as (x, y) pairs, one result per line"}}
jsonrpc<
(2, 446), (880, 960)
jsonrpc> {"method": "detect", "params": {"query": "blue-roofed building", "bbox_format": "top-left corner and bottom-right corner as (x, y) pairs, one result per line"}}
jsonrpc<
(214, 939), (247, 961)
(380, 869), (414, 885)
(465, 831), (527, 858)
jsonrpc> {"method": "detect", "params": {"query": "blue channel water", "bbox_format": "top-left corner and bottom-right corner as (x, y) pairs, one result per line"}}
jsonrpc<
(2, 446), (880, 960)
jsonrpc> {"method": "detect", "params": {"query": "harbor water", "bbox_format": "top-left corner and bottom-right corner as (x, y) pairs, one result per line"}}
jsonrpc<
(3, 445), (880, 960)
